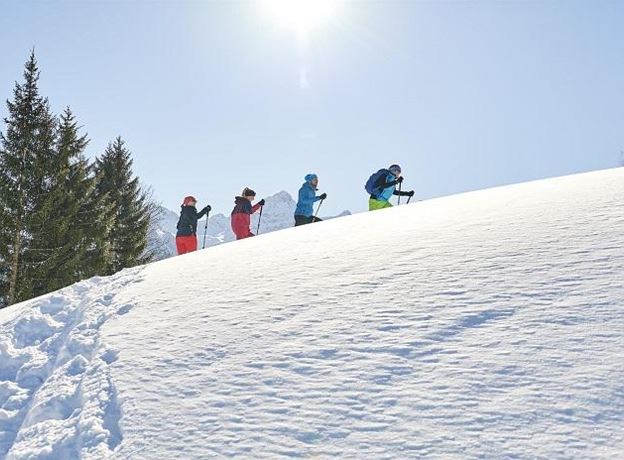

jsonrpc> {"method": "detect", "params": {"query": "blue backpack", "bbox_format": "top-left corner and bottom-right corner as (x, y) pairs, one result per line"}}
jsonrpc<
(365, 169), (388, 195)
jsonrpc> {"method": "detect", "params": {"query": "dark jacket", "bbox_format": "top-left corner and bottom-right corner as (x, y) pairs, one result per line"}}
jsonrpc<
(372, 172), (410, 201)
(231, 197), (262, 238)
(176, 205), (209, 237)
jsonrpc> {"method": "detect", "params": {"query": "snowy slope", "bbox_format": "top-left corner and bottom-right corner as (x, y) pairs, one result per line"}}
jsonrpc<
(150, 191), (351, 258)
(1, 168), (624, 459)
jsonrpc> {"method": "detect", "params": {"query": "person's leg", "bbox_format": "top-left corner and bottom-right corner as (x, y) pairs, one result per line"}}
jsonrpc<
(369, 198), (392, 211)
(294, 215), (308, 226)
(235, 231), (252, 240)
(176, 236), (186, 255)
(176, 236), (195, 254)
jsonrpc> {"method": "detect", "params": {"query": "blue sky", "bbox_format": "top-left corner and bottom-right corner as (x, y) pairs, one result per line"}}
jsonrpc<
(1, 0), (623, 215)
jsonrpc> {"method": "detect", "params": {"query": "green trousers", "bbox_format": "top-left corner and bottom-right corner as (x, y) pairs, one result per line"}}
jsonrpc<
(369, 198), (393, 211)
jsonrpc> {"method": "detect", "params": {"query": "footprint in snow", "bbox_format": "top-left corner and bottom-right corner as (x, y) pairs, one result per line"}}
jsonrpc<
(38, 295), (69, 315)
(13, 315), (60, 349)
(100, 349), (120, 365)
(116, 304), (133, 316)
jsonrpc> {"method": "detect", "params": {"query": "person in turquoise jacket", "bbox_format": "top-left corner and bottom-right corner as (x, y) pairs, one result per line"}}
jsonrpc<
(294, 174), (327, 226)
(366, 164), (414, 211)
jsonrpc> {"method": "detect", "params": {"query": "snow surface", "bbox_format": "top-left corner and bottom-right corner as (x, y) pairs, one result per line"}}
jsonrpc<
(1, 168), (624, 459)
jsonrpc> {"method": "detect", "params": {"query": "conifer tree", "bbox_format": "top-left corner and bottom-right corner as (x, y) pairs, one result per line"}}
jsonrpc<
(94, 137), (154, 275)
(0, 51), (57, 306)
(25, 107), (107, 296)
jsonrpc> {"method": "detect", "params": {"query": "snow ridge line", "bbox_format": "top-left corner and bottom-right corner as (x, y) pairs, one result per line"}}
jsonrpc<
(0, 267), (143, 460)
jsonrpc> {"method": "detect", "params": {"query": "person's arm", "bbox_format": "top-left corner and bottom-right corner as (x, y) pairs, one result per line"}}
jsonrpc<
(393, 190), (414, 197)
(251, 199), (265, 214)
(197, 205), (211, 219)
(299, 187), (319, 205)
(381, 176), (403, 190)
(374, 175), (400, 194)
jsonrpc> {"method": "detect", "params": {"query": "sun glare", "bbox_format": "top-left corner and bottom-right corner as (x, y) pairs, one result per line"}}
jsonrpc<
(260, 0), (340, 39)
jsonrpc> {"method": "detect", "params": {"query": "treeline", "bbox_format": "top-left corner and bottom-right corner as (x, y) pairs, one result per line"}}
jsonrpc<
(0, 52), (158, 308)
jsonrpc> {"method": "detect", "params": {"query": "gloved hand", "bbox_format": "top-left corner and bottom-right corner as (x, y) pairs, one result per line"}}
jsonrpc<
(203, 205), (212, 213)
(319, 193), (327, 200)
(408, 190), (415, 197)
(258, 199), (265, 206)
(396, 176), (404, 184)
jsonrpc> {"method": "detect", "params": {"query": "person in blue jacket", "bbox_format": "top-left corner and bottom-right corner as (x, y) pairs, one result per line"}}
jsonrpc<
(294, 173), (327, 226)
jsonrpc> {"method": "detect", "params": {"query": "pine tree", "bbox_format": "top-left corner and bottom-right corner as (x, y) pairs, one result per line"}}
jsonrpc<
(53, 108), (115, 282)
(0, 51), (57, 306)
(94, 137), (154, 275)
(25, 107), (107, 295)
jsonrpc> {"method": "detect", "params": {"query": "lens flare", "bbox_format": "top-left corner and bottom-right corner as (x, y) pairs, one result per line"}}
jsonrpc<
(260, 0), (340, 38)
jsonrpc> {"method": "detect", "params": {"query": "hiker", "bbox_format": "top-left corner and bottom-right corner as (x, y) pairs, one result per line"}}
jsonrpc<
(176, 196), (211, 255)
(365, 164), (414, 211)
(294, 173), (327, 226)
(231, 187), (265, 240)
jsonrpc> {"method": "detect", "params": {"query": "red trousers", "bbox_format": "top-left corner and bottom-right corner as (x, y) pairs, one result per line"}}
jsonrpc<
(234, 231), (255, 240)
(176, 235), (198, 255)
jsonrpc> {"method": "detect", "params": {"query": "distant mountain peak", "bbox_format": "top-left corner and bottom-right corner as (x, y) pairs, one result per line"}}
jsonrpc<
(272, 190), (295, 201)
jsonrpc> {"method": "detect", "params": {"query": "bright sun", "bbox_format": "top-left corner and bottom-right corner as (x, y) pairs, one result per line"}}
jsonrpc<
(260, 0), (340, 38)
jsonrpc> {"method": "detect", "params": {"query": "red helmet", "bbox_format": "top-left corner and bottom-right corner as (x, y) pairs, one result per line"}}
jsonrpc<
(182, 196), (197, 206)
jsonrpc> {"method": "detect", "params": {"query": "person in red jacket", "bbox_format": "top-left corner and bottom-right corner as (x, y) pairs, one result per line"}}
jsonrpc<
(231, 188), (265, 240)
(176, 196), (211, 255)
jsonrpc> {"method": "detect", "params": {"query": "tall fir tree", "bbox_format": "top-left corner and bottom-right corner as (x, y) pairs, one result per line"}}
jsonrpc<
(0, 51), (57, 306)
(25, 107), (113, 295)
(53, 108), (115, 281)
(94, 137), (154, 275)
(0, 52), (156, 308)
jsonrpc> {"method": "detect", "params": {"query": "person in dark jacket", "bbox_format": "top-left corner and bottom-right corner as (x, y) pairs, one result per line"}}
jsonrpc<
(231, 188), (265, 240)
(294, 173), (327, 226)
(176, 196), (211, 255)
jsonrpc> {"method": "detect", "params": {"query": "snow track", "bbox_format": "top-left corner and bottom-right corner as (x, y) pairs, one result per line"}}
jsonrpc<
(0, 269), (142, 460)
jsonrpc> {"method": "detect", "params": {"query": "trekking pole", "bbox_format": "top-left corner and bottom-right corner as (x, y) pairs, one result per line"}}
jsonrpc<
(314, 198), (325, 220)
(406, 194), (412, 205)
(256, 205), (263, 235)
(397, 181), (403, 206)
(202, 209), (210, 249)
